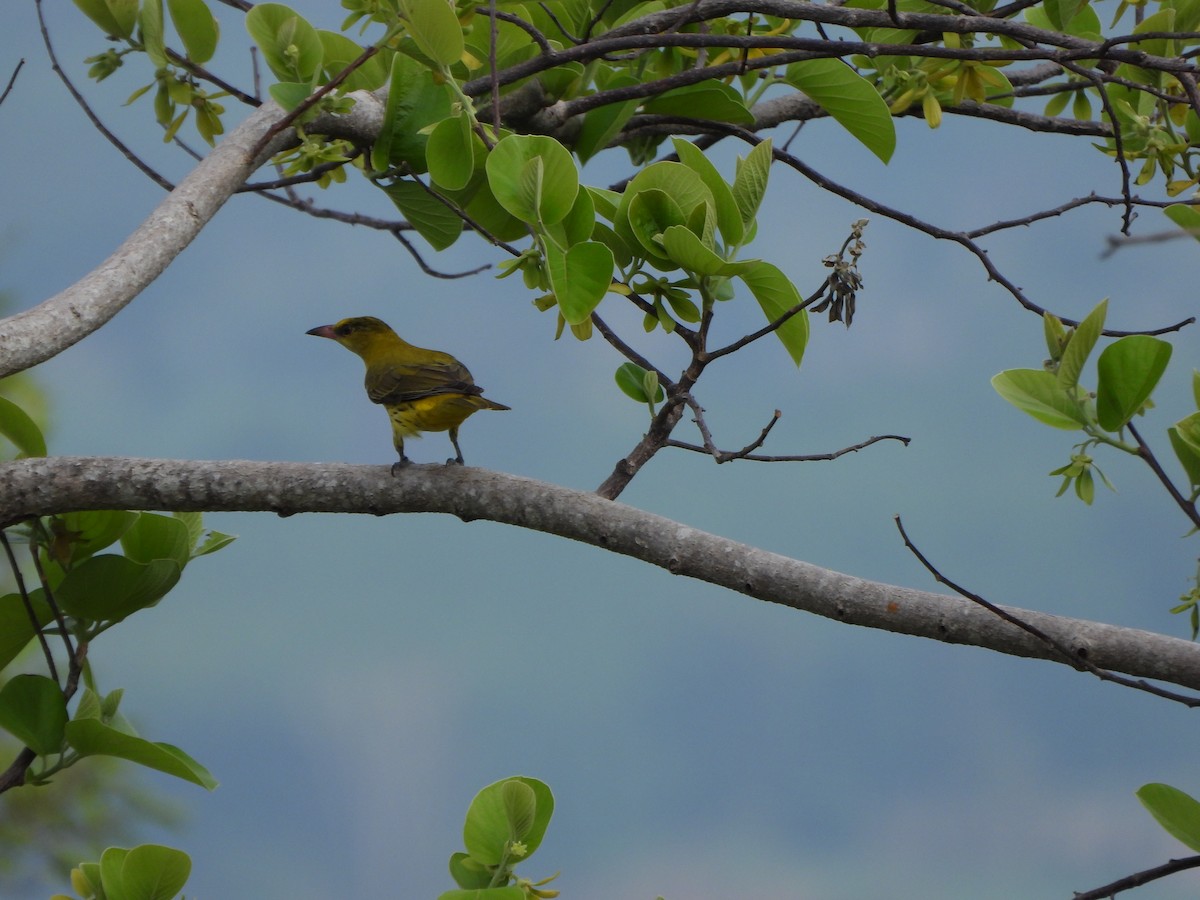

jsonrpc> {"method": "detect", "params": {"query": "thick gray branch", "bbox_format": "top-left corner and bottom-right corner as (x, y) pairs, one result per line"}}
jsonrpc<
(4, 456), (1199, 691)
(0, 94), (386, 380)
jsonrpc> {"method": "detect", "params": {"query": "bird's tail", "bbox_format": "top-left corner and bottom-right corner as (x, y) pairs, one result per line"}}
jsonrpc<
(476, 397), (511, 411)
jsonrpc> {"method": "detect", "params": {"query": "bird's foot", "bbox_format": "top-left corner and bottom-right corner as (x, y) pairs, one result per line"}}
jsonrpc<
(391, 458), (412, 476)
(445, 457), (465, 467)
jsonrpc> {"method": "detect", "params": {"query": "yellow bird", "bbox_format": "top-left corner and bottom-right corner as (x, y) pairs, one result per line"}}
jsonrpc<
(307, 316), (510, 468)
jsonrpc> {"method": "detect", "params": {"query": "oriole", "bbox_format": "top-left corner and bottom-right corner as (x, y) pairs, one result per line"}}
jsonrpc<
(307, 316), (509, 467)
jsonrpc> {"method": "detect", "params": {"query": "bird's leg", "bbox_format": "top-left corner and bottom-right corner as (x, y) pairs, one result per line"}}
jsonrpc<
(447, 427), (465, 466)
(391, 436), (411, 476)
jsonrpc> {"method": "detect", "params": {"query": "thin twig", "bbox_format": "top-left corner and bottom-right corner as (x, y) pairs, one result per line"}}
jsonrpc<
(0, 530), (57, 685)
(1074, 854), (1200, 899)
(35, 0), (175, 191)
(0, 58), (24, 108)
(896, 515), (1200, 707)
(669, 429), (910, 462)
(1128, 421), (1200, 531)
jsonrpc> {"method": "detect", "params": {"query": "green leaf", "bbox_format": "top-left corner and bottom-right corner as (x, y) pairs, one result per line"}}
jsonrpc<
(615, 363), (665, 403)
(437, 888), (525, 900)
(72, 0), (135, 38)
(167, 0), (219, 64)
(785, 59), (895, 163)
(118, 844), (192, 900)
(1138, 783), (1200, 852)
(371, 54), (453, 173)
(1170, 412), (1200, 486)
(0, 674), (68, 756)
(100, 847), (130, 899)
(318, 31), (389, 91)
(1193, 369), (1200, 410)
(54, 555), (182, 623)
(380, 180), (464, 250)
(0, 590), (53, 671)
(139, 0), (168, 67)
(462, 776), (554, 866)
(731, 139), (772, 230)
(992, 368), (1088, 429)
(448, 851), (493, 890)
(546, 241), (615, 324)
(549, 185), (597, 249)
(671, 138), (743, 247)
(55, 510), (138, 563)
(1166, 203), (1200, 243)
(661, 226), (747, 276)
(0, 395), (47, 458)
(427, 113), (477, 192)
(245, 3), (324, 84)
(642, 82), (753, 124)
(486, 135), (579, 226)
(1056, 299), (1107, 389)
(121, 513), (193, 568)
(1095, 335), (1172, 430)
(193, 530), (236, 557)
(400, 0), (465, 66)
(66, 719), (218, 789)
(738, 260), (808, 367)
(626, 189), (687, 259)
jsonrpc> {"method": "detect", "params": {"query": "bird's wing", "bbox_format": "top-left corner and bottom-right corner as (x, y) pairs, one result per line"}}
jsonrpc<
(366, 357), (482, 405)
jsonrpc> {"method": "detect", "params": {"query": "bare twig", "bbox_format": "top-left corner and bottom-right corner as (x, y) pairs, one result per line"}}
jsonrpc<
(896, 515), (1200, 707)
(0, 58), (24, 108)
(1074, 854), (1200, 899)
(669, 430), (910, 462)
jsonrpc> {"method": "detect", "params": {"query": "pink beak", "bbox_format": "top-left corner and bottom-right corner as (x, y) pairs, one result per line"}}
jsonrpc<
(306, 325), (337, 339)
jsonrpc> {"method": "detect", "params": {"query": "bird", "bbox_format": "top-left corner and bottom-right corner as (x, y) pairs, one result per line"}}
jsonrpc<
(306, 316), (510, 469)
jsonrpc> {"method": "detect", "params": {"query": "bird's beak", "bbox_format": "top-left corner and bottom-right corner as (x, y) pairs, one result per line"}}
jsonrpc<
(306, 325), (336, 339)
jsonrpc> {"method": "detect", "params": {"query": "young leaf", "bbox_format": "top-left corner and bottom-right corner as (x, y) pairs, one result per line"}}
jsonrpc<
(661, 226), (751, 276)
(672, 138), (744, 247)
(380, 180), (464, 250)
(1165, 203), (1200, 244)
(1095, 334), (1172, 431)
(785, 59), (896, 163)
(121, 513), (193, 568)
(615, 363), (665, 403)
(731, 139), (773, 230)
(1056, 298), (1107, 389)
(462, 776), (554, 866)
(66, 719), (219, 789)
(318, 30), (389, 91)
(119, 844), (192, 900)
(167, 0), (219, 64)
(0, 674), (68, 756)
(626, 189), (687, 259)
(72, 0), (133, 38)
(738, 260), (808, 367)
(1138, 783), (1200, 852)
(245, 3), (324, 84)
(371, 54), (453, 173)
(546, 241), (615, 324)
(1169, 412), (1200, 486)
(992, 369), (1089, 429)
(140, 0), (168, 67)
(0, 395), (47, 458)
(400, 0), (465, 67)
(427, 112), (476, 191)
(485, 135), (579, 226)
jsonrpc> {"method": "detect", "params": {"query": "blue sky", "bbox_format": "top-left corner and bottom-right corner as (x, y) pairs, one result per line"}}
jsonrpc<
(5, 2), (1200, 897)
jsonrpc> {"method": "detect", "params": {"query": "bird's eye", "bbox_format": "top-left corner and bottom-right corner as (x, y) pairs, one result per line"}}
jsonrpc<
(336, 325), (352, 336)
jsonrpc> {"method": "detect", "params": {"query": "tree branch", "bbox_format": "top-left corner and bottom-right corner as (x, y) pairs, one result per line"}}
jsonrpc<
(4, 456), (1200, 690)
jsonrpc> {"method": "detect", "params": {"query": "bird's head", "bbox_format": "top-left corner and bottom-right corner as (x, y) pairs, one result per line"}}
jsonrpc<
(306, 316), (398, 356)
